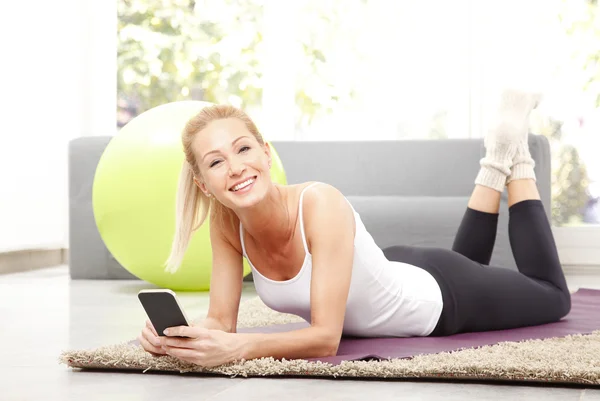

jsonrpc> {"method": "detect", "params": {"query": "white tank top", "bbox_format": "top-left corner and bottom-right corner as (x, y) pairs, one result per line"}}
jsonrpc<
(239, 183), (444, 337)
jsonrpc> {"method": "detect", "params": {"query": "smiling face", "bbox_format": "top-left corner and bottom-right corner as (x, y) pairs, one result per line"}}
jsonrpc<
(192, 118), (272, 210)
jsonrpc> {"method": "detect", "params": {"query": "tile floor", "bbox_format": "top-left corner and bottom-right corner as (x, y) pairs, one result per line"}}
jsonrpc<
(2, 265), (600, 401)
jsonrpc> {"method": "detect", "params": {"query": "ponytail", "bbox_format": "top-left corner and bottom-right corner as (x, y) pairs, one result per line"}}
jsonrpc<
(165, 161), (211, 273)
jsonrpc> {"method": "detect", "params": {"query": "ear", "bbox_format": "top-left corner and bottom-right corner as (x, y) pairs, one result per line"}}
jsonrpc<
(264, 142), (273, 168)
(193, 176), (210, 196)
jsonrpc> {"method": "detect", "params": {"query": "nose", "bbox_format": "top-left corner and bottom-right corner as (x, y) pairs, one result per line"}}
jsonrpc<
(228, 158), (246, 177)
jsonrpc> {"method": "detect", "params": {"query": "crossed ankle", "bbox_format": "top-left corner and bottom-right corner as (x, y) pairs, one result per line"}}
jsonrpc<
(508, 162), (536, 183)
(475, 166), (508, 192)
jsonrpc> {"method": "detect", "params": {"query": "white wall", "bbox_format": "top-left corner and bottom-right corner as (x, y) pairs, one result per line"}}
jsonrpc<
(0, 0), (116, 252)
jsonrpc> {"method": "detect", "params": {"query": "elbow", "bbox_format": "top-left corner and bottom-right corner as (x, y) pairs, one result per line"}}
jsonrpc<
(319, 332), (341, 357)
(323, 342), (339, 357)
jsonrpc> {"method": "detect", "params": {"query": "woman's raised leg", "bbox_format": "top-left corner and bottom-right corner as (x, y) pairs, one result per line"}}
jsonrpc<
(450, 90), (571, 334)
(468, 185), (502, 214)
(451, 186), (502, 265)
(429, 169), (570, 336)
(498, 89), (569, 300)
(507, 178), (541, 207)
(390, 90), (571, 336)
(506, 178), (570, 305)
(449, 88), (539, 265)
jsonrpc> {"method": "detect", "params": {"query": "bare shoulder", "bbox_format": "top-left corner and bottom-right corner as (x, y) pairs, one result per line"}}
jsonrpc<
(300, 182), (346, 205)
(300, 182), (355, 240)
(209, 207), (243, 255)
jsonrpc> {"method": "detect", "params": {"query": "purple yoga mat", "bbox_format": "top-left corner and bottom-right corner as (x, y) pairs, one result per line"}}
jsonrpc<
(238, 288), (600, 365)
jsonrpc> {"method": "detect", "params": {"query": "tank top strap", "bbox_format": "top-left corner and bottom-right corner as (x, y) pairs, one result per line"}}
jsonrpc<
(298, 182), (322, 255)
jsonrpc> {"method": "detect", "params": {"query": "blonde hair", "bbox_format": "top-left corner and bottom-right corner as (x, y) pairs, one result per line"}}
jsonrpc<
(165, 104), (265, 273)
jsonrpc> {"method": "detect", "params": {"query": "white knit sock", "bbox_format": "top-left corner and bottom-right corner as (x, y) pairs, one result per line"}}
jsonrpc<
(475, 143), (516, 192)
(475, 89), (541, 192)
(507, 145), (536, 183)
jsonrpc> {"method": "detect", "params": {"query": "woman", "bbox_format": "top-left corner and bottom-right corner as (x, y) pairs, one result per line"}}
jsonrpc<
(138, 90), (571, 367)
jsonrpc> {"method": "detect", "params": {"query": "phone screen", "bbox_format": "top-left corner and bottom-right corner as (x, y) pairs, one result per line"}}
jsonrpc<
(138, 290), (190, 337)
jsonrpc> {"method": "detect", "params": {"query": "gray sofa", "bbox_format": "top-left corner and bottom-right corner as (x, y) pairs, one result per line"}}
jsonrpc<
(68, 135), (551, 280)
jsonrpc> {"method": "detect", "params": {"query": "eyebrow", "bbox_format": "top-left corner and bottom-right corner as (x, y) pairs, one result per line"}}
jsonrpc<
(202, 136), (250, 162)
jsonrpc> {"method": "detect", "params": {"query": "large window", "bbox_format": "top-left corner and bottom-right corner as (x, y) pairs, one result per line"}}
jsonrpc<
(117, 0), (600, 243)
(117, 0), (265, 127)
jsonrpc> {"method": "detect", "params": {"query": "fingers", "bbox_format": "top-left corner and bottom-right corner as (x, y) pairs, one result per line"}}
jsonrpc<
(146, 320), (158, 336)
(139, 327), (166, 355)
(163, 346), (198, 362)
(142, 327), (162, 348)
(138, 334), (164, 356)
(164, 325), (208, 339)
(162, 336), (196, 349)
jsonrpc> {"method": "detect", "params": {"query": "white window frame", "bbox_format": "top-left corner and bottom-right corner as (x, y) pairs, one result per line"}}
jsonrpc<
(553, 226), (600, 269)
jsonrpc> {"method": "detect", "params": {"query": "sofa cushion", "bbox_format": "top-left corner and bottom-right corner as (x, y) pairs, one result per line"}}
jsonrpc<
(347, 195), (517, 271)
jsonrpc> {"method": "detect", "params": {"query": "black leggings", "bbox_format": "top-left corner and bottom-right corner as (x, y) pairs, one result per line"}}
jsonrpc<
(382, 200), (571, 336)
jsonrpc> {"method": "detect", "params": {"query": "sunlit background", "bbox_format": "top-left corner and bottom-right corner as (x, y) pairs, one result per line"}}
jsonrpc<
(118, 0), (600, 227)
(0, 0), (598, 255)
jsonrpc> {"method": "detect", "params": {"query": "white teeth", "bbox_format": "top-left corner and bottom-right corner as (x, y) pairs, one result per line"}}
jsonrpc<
(232, 178), (255, 192)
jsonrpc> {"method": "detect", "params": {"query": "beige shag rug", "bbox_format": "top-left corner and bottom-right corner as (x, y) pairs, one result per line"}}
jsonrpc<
(60, 297), (600, 386)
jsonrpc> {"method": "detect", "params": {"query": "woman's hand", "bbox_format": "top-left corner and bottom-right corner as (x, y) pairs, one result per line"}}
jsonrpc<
(138, 320), (168, 356)
(160, 326), (243, 367)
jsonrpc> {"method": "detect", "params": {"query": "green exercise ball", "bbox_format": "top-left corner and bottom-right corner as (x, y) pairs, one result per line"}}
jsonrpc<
(92, 101), (287, 291)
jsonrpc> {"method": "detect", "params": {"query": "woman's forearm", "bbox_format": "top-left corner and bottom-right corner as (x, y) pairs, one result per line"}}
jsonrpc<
(195, 316), (233, 332)
(235, 326), (339, 361)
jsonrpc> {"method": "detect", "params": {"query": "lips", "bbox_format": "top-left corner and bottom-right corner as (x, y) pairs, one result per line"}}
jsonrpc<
(229, 176), (257, 192)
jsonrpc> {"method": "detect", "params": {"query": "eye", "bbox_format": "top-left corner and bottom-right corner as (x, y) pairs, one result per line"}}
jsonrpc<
(209, 159), (222, 168)
(239, 145), (250, 153)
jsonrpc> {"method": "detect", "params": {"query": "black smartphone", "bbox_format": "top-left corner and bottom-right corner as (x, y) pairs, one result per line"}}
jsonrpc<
(138, 289), (191, 337)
